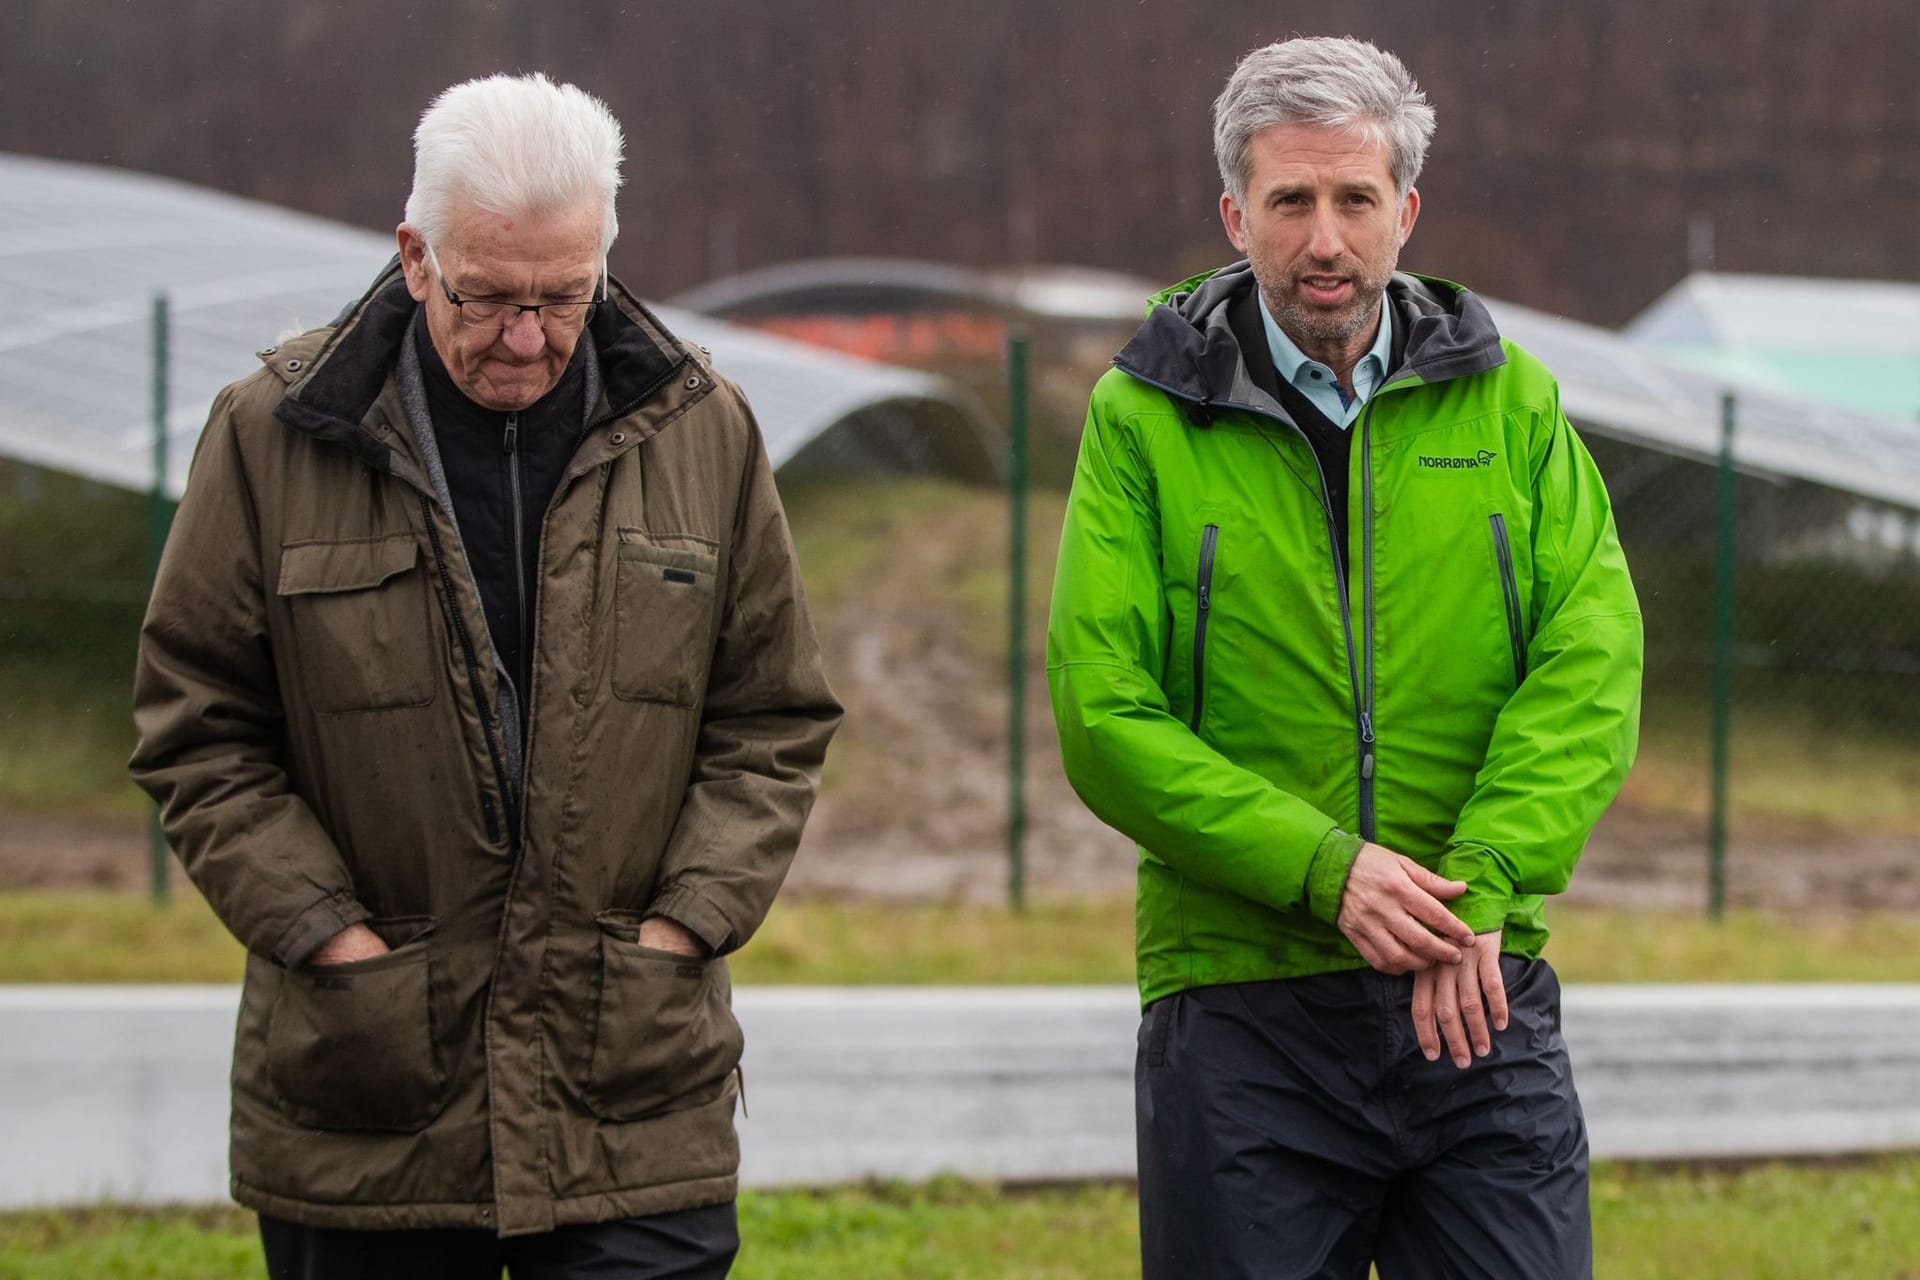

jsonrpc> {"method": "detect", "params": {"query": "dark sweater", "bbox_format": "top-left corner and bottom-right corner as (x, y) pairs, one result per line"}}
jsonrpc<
(1227, 289), (1406, 571)
(414, 322), (590, 722)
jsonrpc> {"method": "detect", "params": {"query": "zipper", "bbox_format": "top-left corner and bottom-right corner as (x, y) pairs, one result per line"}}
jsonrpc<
(1358, 402), (1379, 841)
(503, 412), (527, 686)
(1120, 367), (1372, 834)
(417, 491), (517, 849)
(1189, 524), (1219, 732)
(1489, 513), (1528, 682)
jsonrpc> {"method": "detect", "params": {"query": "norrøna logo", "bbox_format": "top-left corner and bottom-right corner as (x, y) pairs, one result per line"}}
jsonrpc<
(1418, 450), (1498, 470)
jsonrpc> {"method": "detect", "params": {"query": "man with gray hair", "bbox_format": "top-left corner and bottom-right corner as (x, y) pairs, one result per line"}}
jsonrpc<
(132, 73), (840, 1277)
(1049, 36), (1641, 1277)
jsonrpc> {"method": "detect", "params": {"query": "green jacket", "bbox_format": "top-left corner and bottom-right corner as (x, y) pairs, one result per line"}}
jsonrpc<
(1047, 263), (1642, 1006)
(130, 263), (840, 1235)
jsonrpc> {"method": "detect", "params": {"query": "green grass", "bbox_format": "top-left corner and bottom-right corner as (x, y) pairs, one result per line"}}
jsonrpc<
(6, 891), (1920, 986)
(0, 460), (154, 821)
(3, 1163), (1918, 1278)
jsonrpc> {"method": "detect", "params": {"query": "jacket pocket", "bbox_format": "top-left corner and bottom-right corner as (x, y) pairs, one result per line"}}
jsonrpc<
(277, 535), (436, 713)
(612, 534), (720, 707)
(265, 916), (448, 1132)
(1190, 523), (1220, 732)
(1488, 513), (1528, 682)
(585, 909), (743, 1122)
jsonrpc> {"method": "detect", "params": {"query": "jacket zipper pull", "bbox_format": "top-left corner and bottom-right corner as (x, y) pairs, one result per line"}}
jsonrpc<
(1360, 711), (1375, 743)
(503, 413), (519, 455)
(1359, 711), (1376, 780)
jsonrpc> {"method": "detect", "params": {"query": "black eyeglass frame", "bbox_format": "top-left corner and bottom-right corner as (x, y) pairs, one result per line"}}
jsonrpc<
(429, 249), (607, 330)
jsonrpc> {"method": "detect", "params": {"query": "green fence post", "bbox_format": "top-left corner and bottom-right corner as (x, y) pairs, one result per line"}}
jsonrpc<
(1007, 332), (1030, 912)
(149, 292), (172, 907)
(1707, 391), (1737, 920)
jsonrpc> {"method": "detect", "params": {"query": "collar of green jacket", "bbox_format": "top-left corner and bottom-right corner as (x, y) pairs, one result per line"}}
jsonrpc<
(1114, 261), (1508, 411)
(269, 256), (690, 475)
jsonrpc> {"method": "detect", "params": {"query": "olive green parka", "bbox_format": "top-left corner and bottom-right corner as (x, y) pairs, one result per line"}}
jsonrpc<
(130, 262), (841, 1235)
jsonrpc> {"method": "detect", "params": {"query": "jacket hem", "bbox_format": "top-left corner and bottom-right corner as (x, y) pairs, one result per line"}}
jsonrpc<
(231, 1172), (741, 1238)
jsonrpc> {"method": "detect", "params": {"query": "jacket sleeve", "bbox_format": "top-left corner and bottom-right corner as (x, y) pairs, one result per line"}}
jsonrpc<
(644, 395), (843, 955)
(129, 386), (370, 968)
(1438, 391), (1644, 933)
(1047, 397), (1364, 922)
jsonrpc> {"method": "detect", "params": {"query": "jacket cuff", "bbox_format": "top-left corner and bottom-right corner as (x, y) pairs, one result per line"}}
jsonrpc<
(274, 891), (371, 969)
(1437, 842), (1514, 935)
(646, 884), (737, 956)
(1304, 828), (1366, 924)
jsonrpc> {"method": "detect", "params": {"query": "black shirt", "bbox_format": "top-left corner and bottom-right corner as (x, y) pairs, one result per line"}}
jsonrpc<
(413, 320), (590, 723)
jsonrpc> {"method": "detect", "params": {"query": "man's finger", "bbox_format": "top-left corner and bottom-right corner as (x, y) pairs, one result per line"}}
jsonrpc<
(1435, 972), (1471, 1068)
(1479, 939), (1510, 1033)
(1411, 969), (1441, 1061)
(1405, 862), (1468, 901)
(1402, 889), (1476, 948)
(1388, 913), (1465, 968)
(1457, 959), (1490, 1061)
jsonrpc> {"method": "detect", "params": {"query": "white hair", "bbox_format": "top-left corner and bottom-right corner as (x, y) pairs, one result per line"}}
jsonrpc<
(405, 73), (625, 257)
(1212, 36), (1436, 204)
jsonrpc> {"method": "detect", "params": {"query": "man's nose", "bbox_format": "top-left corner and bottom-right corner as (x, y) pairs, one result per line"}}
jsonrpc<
(499, 311), (548, 357)
(1305, 204), (1347, 263)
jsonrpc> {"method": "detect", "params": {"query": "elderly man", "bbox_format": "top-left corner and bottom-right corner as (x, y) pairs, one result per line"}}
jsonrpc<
(131, 74), (839, 1278)
(1048, 36), (1641, 1279)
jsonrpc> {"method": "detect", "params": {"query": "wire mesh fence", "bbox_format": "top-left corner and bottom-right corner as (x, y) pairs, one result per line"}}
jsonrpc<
(1588, 426), (1920, 887)
(2, 337), (1917, 912)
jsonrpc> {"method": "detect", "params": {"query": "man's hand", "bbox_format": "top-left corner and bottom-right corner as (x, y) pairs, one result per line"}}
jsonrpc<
(1335, 842), (1476, 974)
(1411, 930), (1508, 1069)
(307, 922), (390, 967)
(637, 916), (709, 958)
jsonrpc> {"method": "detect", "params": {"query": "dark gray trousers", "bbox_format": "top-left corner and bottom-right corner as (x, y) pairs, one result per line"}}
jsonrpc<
(1137, 958), (1590, 1280)
(259, 1201), (738, 1280)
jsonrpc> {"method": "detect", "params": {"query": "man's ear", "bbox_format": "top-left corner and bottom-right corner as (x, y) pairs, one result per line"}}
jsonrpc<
(1397, 187), (1421, 247)
(1219, 191), (1251, 255)
(396, 224), (432, 304)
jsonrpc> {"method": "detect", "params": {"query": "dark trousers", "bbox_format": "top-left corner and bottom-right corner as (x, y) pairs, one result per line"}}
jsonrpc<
(1137, 959), (1590, 1280)
(259, 1201), (738, 1280)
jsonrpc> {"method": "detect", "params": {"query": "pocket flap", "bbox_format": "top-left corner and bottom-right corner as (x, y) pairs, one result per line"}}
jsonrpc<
(614, 536), (718, 587)
(278, 536), (419, 597)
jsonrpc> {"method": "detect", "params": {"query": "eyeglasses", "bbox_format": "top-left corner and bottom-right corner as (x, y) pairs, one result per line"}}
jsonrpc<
(427, 246), (604, 331)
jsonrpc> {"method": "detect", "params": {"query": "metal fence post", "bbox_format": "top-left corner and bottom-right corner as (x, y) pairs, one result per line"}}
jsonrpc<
(1006, 332), (1029, 911)
(1707, 391), (1737, 920)
(148, 293), (172, 907)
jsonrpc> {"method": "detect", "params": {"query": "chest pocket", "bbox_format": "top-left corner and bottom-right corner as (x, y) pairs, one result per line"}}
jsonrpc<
(612, 534), (720, 707)
(277, 535), (437, 714)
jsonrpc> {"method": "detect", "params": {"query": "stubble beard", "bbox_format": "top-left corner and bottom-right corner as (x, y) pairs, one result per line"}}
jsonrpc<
(1262, 258), (1394, 349)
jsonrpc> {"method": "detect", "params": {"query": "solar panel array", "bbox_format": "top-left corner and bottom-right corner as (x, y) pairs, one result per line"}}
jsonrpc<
(0, 154), (995, 499)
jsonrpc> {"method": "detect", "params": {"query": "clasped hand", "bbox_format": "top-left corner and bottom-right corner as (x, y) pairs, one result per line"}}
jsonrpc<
(1335, 843), (1508, 1069)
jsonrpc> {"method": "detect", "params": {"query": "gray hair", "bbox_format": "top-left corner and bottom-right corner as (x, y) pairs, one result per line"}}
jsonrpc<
(1212, 37), (1435, 204)
(405, 73), (625, 257)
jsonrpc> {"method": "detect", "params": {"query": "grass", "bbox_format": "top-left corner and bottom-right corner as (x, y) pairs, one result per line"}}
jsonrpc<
(3, 1163), (1918, 1278)
(1630, 688), (1920, 837)
(6, 891), (1920, 986)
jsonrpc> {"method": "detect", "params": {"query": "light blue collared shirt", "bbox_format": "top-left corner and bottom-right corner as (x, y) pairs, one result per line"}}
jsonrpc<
(1258, 294), (1394, 429)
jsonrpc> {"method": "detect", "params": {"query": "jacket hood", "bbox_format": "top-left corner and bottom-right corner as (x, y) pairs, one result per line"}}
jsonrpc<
(271, 256), (690, 473)
(1114, 260), (1507, 411)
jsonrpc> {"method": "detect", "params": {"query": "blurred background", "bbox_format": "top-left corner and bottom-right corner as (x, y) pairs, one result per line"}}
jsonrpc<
(1, 3), (1918, 1274)
(3, 0), (1915, 912)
